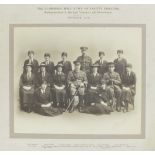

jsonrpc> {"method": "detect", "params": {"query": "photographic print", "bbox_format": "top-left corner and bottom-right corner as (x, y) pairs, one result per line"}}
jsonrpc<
(10, 24), (145, 138)
(3, 4), (155, 150)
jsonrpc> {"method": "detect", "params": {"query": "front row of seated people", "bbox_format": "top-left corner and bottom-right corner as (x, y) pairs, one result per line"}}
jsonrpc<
(19, 60), (136, 116)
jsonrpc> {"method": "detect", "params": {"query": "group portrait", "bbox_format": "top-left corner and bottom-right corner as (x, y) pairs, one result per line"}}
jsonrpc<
(19, 48), (136, 116)
(12, 26), (143, 136)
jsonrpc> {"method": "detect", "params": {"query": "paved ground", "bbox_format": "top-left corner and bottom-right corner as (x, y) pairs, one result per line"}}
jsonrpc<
(14, 101), (141, 135)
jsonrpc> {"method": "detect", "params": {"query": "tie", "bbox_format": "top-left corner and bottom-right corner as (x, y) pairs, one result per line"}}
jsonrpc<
(42, 89), (45, 94)
(29, 59), (33, 64)
(127, 72), (130, 78)
(46, 61), (49, 65)
(42, 72), (45, 77)
(27, 73), (31, 79)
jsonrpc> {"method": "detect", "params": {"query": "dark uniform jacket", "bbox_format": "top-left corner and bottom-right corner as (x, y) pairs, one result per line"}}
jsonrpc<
(122, 71), (136, 88)
(67, 70), (87, 85)
(42, 61), (55, 75)
(95, 59), (108, 75)
(20, 72), (36, 87)
(19, 72), (36, 105)
(114, 58), (127, 79)
(37, 71), (52, 87)
(35, 87), (52, 106)
(58, 60), (72, 75)
(76, 55), (92, 73)
(34, 87), (63, 116)
(53, 72), (66, 87)
(24, 59), (39, 74)
(103, 71), (121, 86)
(88, 73), (102, 88)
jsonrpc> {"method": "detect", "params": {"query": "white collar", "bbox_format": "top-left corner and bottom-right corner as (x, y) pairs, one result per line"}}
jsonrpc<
(45, 60), (50, 64)
(118, 57), (123, 61)
(29, 58), (34, 62)
(93, 72), (98, 76)
(127, 71), (131, 75)
(62, 60), (66, 63)
(100, 58), (104, 63)
(41, 88), (46, 93)
(27, 71), (31, 75)
(57, 71), (62, 75)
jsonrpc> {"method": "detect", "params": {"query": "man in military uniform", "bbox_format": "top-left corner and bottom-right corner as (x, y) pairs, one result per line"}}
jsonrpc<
(76, 46), (92, 74)
(37, 63), (51, 87)
(42, 53), (55, 75)
(23, 50), (39, 74)
(58, 52), (72, 75)
(121, 63), (136, 112)
(103, 62), (122, 112)
(95, 51), (108, 75)
(114, 50), (127, 80)
(67, 60), (88, 112)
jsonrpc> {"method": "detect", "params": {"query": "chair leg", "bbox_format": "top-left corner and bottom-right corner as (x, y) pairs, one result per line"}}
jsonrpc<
(132, 97), (135, 110)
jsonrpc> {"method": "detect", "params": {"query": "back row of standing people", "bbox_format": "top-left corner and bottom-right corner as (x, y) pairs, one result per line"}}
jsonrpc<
(23, 47), (127, 79)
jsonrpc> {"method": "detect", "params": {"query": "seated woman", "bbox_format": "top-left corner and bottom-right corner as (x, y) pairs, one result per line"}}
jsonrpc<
(52, 63), (67, 109)
(19, 64), (36, 113)
(80, 64), (111, 115)
(37, 63), (51, 87)
(34, 81), (63, 116)
(87, 64), (103, 104)
(121, 63), (136, 112)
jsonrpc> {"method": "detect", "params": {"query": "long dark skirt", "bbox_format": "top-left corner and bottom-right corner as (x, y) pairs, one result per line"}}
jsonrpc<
(86, 89), (100, 104)
(80, 104), (111, 115)
(122, 88), (135, 103)
(19, 87), (35, 111)
(34, 106), (63, 116)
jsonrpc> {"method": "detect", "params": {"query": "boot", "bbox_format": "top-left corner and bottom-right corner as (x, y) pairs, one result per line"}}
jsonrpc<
(78, 95), (84, 112)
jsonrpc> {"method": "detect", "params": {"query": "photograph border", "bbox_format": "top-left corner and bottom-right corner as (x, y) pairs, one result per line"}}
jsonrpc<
(9, 24), (146, 139)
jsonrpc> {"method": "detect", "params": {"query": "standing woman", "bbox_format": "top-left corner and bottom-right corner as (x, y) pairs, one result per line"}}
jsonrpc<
(37, 63), (51, 88)
(23, 50), (39, 74)
(58, 52), (72, 76)
(95, 51), (108, 75)
(19, 64), (36, 113)
(42, 53), (55, 76)
(114, 50), (127, 80)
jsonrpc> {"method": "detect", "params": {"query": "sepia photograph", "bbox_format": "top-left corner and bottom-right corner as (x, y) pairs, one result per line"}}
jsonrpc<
(10, 24), (145, 138)
(1, 3), (155, 151)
